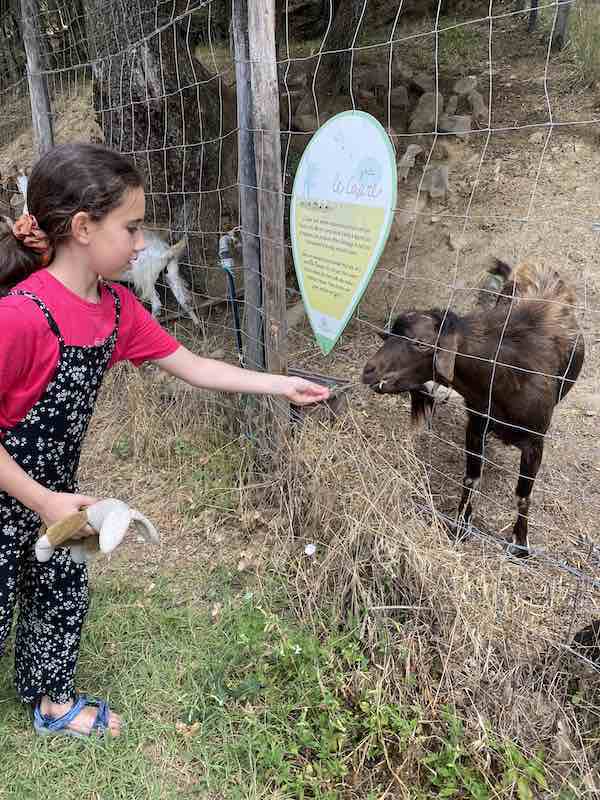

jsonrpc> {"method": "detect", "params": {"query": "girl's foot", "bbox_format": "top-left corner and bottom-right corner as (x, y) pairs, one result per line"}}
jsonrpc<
(39, 695), (122, 736)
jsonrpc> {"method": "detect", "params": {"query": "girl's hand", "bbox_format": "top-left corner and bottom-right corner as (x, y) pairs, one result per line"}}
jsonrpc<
(38, 491), (99, 538)
(281, 377), (330, 406)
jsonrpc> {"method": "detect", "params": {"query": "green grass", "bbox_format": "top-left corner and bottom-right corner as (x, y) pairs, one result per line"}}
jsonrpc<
(0, 571), (559, 800)
(178, 432), (247, 518)
(532, 0), (600, 85)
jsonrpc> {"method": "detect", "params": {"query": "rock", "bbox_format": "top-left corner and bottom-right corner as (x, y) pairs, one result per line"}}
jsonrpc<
(390, 84), (409, 109)
(357, 88), (377, 104)
(280, 87), (305, 104)
(392, 193), (428, 232)
(453, 75), (478, 95)
(392, 56), (414, 84)
(445, 94), (459, 115)
(286, 300), (306, 330)
(468, 90), (487, 122)
(412, 72), (435, 93)
(209, 348), (225, 359)
(279, 68), (307, 91)
(293, 92), (353, 131)
(280, 89), (305, 124)
(528, 130), (545, 144)
(397, 144), (423, 181)
(448, 230), (465, 251)
(409, 91), (444, 133)
(575, 392), (600, 417)
(363, 65), (391, 96)
(422, 165), (449, 199)
(434, 139), (462, 161)
(295, 91), (316, 117)
(294, 113), (316, 132)
(438, 114), (472, 138)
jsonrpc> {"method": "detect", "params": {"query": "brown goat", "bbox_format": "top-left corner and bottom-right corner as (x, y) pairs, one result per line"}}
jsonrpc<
(361, 260), (585, 557)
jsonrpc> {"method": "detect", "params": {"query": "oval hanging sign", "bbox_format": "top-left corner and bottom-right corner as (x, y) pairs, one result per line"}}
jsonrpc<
(290, 110), (397, 355)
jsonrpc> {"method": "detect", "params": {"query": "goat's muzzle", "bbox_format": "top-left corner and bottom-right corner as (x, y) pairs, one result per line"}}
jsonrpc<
(362, 365), (397, 393)
(361, 363), (415, 394)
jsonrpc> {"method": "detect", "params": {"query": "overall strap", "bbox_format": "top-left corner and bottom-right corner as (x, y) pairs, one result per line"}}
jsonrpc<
(8, 290), (64, 344)
(101, 282), (122, 329)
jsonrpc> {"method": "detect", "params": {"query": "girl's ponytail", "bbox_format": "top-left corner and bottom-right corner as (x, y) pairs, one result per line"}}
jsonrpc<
(0, 217), (45, 296)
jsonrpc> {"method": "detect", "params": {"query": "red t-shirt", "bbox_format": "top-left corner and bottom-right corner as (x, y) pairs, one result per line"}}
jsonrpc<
(0, 270), (180, 431)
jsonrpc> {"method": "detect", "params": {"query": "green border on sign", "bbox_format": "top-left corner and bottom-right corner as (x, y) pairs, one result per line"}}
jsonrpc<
(290, 110), (398, 355)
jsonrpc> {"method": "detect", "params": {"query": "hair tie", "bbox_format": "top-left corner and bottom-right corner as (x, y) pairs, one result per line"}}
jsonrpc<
(12, 213), (52, 266)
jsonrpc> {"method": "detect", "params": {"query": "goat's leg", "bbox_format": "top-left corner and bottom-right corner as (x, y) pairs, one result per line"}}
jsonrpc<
(165, 259), (199, 325)
(449, 415), (485, 542)
(507, 440), (543, 559)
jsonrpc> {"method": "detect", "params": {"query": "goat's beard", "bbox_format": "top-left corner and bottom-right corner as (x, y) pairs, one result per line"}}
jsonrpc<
(409, 388), (435, 430)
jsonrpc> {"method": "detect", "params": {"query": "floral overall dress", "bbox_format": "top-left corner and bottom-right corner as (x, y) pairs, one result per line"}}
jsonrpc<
(0, 285), (120, 704)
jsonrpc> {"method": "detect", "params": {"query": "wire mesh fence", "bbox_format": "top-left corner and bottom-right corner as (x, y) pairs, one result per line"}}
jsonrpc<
(2, 0), (600, 758)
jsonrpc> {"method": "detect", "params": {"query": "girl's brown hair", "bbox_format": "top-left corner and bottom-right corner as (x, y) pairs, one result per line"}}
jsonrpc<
(0, 143), (143, 294)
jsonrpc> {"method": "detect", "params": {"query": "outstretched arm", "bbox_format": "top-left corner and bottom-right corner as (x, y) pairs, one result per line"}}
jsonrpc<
(154, 346), (330, 405)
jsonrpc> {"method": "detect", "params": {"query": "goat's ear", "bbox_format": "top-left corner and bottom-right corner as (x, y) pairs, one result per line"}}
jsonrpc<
(434, 333), (458, 385)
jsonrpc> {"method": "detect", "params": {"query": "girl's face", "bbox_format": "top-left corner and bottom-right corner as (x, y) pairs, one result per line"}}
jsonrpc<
(87, 187), (146, 279)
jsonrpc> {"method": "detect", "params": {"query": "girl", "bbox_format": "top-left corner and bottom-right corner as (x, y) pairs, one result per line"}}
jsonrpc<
(0, 142), (328, 738)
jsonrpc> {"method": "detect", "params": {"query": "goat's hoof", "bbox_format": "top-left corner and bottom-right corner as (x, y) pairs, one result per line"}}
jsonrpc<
(506, 542), (530, 559)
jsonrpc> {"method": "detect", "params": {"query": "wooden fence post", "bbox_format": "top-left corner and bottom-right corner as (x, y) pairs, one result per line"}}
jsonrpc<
(232, 0), (264, 373)
(21, 0), (54, 157)
(247, 0), (289, 448)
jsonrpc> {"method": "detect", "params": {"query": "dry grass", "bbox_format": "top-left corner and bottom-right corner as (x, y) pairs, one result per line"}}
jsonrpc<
(0, 82), (102, 177)
(78, 359), (254, 583)
(245, 405), (600, 794)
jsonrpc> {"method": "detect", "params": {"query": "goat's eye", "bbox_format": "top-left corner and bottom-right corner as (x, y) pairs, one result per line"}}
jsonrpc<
(413, 340), (430, 351)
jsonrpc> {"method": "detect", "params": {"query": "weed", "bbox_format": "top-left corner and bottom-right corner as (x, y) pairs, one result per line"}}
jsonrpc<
(569, 0), (600, 85)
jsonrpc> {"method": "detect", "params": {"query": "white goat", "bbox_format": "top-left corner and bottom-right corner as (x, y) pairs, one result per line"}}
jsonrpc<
(120, 230), (199, 324)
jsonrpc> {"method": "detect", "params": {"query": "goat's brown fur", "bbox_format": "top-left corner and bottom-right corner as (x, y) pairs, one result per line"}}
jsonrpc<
(362, 259), (584, 557)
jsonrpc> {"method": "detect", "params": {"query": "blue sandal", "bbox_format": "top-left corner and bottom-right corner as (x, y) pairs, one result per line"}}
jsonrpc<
(33, 694), (111, 739)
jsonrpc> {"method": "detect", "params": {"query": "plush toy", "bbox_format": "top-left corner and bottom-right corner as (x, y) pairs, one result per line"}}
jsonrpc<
(35, 498), (160, 564)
